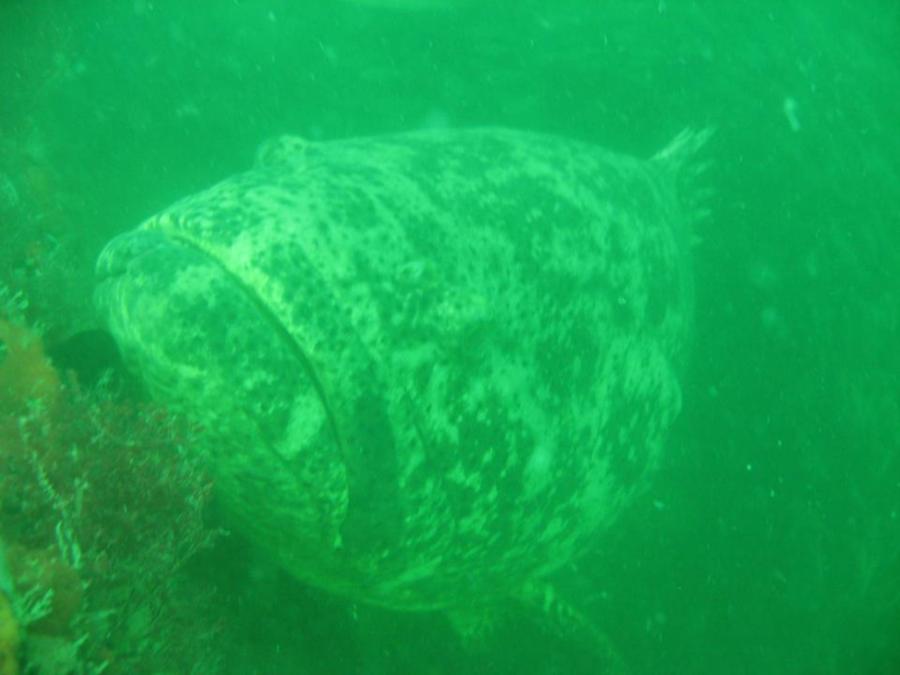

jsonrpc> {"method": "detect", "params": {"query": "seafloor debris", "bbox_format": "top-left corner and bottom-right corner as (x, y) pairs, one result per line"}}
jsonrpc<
(0, 297), (223, 674)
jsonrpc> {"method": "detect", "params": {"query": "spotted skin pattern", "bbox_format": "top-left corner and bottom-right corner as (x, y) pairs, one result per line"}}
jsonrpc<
(96, 128), (697, 611)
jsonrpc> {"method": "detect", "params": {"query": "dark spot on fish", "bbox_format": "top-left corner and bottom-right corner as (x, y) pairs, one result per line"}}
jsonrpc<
(340, 392), (403, 554)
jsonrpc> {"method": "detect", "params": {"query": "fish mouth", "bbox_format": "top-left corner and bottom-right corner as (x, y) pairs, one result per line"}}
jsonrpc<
(94, 225), (346, 478)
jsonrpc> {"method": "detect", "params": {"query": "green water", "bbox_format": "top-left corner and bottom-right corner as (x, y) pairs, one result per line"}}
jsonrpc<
(1, 1), (898, 673)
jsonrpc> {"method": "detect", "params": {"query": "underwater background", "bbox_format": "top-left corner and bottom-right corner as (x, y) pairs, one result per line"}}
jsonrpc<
(0, 1), (898, 673)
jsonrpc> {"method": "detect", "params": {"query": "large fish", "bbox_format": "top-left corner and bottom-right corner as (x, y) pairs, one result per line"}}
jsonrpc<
(95, 127), (705, 611)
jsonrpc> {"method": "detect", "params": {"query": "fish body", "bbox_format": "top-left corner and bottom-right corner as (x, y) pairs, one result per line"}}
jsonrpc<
(95, 127), (700, 610)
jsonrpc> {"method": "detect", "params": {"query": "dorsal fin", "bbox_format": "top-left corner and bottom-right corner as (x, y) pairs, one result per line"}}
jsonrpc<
(254, 135), (312, 170)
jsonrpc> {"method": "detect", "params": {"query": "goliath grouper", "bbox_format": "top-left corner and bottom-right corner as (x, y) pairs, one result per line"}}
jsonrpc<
(95, 127), (707, 614)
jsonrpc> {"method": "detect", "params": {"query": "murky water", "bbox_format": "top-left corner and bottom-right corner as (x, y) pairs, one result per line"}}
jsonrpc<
(1, 2), (898, 673)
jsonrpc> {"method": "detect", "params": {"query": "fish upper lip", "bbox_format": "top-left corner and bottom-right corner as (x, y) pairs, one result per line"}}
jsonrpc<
(95, 229), (169, 281)
(95, 248), (127, 282)
(95, 255), (126, 282)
